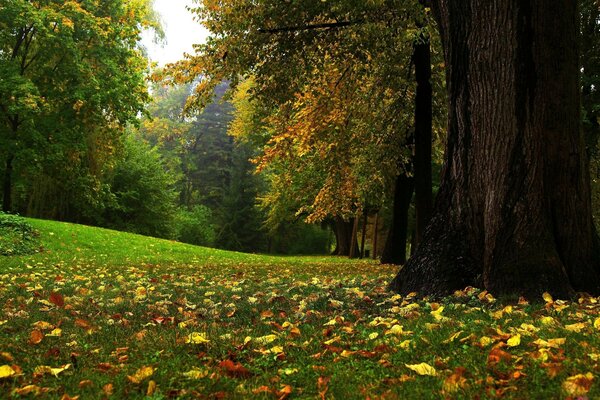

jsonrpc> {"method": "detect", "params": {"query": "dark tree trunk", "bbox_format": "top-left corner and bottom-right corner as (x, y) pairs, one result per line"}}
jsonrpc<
(349, 216), (359, 259)
(360, 209), (368, 258)
(3, 154), (13, 213)
(390, 0), (600, 299)
(333, 217), (358, 257)
(413, 27), (434, 248)
(372, 213), (380, 259)
(381, 173), (415, 264)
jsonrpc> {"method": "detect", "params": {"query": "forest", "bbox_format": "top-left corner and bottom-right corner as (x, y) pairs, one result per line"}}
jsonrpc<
(1, 0), (600, 398)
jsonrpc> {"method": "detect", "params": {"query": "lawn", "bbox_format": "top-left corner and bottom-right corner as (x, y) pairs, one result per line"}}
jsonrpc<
(0, 219), (599, 398)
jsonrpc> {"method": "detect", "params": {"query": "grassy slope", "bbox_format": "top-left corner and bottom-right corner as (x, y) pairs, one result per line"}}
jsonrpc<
(1, 219), (600, 399)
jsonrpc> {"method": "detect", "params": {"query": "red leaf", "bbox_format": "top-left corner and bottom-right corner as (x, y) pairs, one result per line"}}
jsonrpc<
(49, 292), (64, 307)
(218, 360), (252, 378)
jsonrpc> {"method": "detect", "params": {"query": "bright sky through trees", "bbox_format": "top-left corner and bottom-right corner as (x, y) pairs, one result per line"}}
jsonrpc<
(141, 0), (208, 66)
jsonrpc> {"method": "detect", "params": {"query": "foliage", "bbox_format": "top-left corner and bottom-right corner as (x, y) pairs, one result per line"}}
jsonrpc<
(2, 218), (600, 398)
(0, 212), (40, 256)
(164, 0), (446, 234)
(102, 133), (177, 239)
(174, 205), (216, 247)
(0, 0), (157, 218)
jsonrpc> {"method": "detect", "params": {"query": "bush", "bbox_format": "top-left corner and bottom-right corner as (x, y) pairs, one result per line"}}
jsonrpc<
(0, 213), (41, 256)
(175, 206), (216, 247)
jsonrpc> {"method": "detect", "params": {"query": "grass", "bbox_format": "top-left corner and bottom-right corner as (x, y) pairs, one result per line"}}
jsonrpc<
(1, 219), (600, 398)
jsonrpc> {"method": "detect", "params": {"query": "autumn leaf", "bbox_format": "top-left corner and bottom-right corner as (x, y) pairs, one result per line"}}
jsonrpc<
(34, 364), (72, 377)
(185, 332), (210, 344)
(219, 360), (252, 378)
(507, 334), (521, 347)
(127, 366), (155, 384)
(542, 292), (553, 303)
(182, 367), (209, 379)
(49, 292), (64, 307)
(29, 329), (44, 345)
(562, 372), (594, 396)
(405, 362), (437, 376)
(0, 365), (16, 379)
(487, 347), (512, 366)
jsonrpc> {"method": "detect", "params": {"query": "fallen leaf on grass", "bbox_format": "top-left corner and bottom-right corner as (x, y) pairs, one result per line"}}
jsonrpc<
(182, 367), (209, 379)
(34, 364), (72, 378)
(219, 360), (252, 378)
(275, 384), (293, 400)
(185, 332), (210, 344)
(507, 334), (521, 347)
(0, 365), (16, 379)
(442, 367), (469, 394)
(12, 385), (47, 396)
(127, 366), (154, 384)
(49, 292), (64, 307)
(405, 362), (437, 376)
(29, 329), (44, 345)
(562, 372), (594, 396)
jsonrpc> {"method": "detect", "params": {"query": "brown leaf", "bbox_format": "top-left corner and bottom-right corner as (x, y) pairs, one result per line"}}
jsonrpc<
(317, 376), (330, 400)
(49, 292), (64, 307)
(218, 360), (252, 378)
(29, 329), (44, 345)
(487, 346), (512, 366)
(75, 319), (92, 329)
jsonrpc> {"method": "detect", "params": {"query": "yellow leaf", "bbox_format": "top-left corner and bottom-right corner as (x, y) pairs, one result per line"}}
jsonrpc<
(185, 332), (210, 344)
(540, 316), (556, 325)
(405, 362), (437, 376)
(507, 334), (521, 347)
(32, 321), (54, 330)
(565, 322), (586, 333)
(127, 366), (154, 384)
(248, 297), (258, 304)
(269, 346), (284, 354)
(0, 365), (16, 379)
(340, 350), (355, 358)
(255, 334), (277, 344)
(385, 324), (404, 335)
(368, 332), (379, 340)
(183, 368), (208, 379)
(444, 331), (463, 343)
(280, 368), (298, 375)
(399, 340), (412, 350)
(34, 364), (71, 377)
(542, 292), (553, 303)
(244, 336), (252, 345)
(147, 380), (157, 396)
(563, 372), (594, 396)
(479, 336), (494, 347)
(47, 328), (62, 337)
(594, 317), (600, 330)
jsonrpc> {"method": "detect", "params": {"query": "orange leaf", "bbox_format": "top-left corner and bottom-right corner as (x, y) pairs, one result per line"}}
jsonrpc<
(218, 360), (252, 378)
(29, 330), (44, 345)
(49, 292), (64, 307)
(275, 384), (293, 400)
(487, 346), (512, 366)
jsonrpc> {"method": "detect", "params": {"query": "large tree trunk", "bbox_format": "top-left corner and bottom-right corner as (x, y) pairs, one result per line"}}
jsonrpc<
(333, 216), (359, 257)
(413, 26), (434, 248)
(390, 0), (600, 299)
(381, 173), (414, 264)
(2, 154), (13, 213)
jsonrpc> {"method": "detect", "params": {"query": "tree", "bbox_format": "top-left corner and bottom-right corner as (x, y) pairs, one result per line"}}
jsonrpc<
(390, 0), (600, 298)
(0, 0), (157, 216)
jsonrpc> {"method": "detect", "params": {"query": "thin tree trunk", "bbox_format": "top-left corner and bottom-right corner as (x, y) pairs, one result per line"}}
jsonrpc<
(381, 173), (415, 264)
(349, 215), (359, 259)
(413, 27), (433, 248)
(3, 154), (14, 213)
(360, 209), (368, 258)
(372, 213), (379, 259)
(390, 0), (600, 298)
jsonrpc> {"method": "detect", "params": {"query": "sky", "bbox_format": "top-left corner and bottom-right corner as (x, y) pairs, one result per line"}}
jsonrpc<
(141, 0), (209, 66)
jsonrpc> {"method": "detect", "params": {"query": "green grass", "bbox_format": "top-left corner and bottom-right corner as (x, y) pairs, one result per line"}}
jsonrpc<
(1, 219), (600, 398)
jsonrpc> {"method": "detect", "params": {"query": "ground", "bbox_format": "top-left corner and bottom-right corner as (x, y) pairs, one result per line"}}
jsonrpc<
(0, 219), (599, 398)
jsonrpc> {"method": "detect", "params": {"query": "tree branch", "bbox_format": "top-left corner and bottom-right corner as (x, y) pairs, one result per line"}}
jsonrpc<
(258, 20), (363, 34)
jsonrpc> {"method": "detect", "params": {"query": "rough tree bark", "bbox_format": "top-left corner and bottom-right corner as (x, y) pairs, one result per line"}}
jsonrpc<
(389, 0), (600, 298)
(332, 216), (359, 257)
